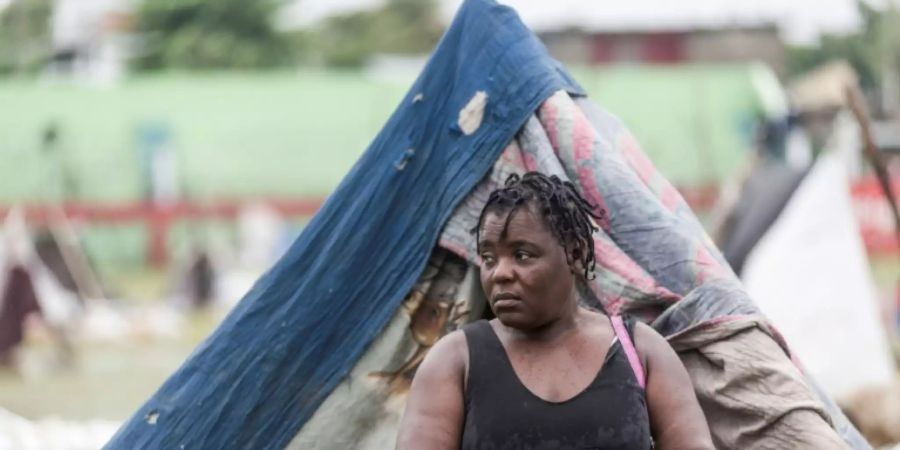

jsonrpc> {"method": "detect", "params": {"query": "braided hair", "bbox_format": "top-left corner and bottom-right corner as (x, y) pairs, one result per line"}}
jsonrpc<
(473, 172), (604, 279)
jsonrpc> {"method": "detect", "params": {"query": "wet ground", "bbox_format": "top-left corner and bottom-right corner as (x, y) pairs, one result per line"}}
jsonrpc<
(0, 310), (221, 422)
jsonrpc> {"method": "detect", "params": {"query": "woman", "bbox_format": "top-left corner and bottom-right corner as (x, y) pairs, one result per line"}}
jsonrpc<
(397, 172), (713, 449)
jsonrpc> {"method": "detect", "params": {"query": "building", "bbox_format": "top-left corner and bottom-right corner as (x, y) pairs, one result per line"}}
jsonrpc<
(48, 0), (134, 83)
(433, 0), (864, 78)
(540, 26), (786, 76)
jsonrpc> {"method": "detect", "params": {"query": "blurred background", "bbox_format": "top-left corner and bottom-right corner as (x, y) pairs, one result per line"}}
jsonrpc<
(0, 0), (899, 448)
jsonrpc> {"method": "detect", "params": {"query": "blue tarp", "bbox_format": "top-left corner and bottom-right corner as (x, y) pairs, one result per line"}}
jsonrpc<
(106, 1), (583, 448)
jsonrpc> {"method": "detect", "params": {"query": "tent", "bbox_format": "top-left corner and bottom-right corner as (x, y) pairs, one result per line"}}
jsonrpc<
(107, 1), (870, 448)
(0, 209), (85, 369)
(721, 60), (897, 406)
(741, 149), (896, 400)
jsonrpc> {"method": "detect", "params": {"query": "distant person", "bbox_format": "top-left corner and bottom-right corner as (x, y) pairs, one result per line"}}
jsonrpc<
(40, 121), (79, 201)
(169, 241), (218, 311)
(397, 172), (713, 449)
(187, 248), (215, 310)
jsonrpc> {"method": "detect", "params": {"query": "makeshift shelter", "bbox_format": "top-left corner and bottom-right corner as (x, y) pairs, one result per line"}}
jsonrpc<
(741, 150), (896, 399)
(108, 1), (869, 449)
(720, 60), (897, 403)
(0, 262), (41, 366)
(716, 159), (808, 275)
(0, 209), (85, 368)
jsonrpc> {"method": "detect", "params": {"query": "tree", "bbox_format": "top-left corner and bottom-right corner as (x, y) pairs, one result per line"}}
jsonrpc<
(0, 0), (54, 75)
(788, 1), (896, 90)
(315, 0), (444, 67)
(132, 0), (292, 70)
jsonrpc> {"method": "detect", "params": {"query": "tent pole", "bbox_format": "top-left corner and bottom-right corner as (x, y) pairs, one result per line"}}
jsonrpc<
(845, 85), (900, 248)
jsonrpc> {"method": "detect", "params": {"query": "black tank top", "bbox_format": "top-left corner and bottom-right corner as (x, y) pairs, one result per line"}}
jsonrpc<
(460, 318), (653, 450)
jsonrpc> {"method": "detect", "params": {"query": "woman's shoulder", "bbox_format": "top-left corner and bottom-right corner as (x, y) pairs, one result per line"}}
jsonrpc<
(425, 327), (470, 372)
(584, 312), (667, 367)
(630, 320), (667, 349)
(627, 319), (677, 372)
(436, 326), (469, 347)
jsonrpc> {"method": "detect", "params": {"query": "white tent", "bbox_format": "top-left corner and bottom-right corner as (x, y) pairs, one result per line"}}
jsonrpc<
(742, 146), (896, 399)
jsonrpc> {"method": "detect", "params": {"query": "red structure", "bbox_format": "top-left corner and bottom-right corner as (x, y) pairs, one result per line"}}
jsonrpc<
(16, 180), (868, 268)
(0, 187), (738, 267)
(590, 32), (686, 64)
(0, 198), (324, 267)
(851, 176), (900, 254)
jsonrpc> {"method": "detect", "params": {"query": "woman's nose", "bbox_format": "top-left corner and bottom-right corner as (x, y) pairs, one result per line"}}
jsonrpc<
(491, 257), (515, 283)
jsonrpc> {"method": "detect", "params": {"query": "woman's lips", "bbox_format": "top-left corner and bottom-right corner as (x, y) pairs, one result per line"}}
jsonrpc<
(493, 298), (521, 310)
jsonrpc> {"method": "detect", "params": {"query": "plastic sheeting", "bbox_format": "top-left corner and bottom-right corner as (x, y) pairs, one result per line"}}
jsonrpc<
(743, 151), (896, 399)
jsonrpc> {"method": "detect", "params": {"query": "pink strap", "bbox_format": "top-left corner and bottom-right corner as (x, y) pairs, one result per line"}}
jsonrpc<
(611, 315), (646, 390)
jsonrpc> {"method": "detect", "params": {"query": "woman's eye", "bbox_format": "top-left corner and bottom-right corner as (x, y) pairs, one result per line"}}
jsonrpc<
(480, 254), (495, 265)
(515, 251), (531, 261)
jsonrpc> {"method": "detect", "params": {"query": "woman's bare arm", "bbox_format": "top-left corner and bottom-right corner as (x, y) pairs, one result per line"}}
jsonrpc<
(635, 323), (714, 450)
(396, 330), (467, 450)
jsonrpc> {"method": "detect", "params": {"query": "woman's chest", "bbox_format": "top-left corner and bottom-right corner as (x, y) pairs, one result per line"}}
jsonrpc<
(504, 339), (610, 403)
(463, 379), (651, 450)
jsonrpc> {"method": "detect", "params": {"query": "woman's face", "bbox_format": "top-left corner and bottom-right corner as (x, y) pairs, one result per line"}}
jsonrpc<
(477, 204), (576, 330)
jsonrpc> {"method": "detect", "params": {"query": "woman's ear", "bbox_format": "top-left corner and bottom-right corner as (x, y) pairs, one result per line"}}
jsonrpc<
(568, 251), (586, 278)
